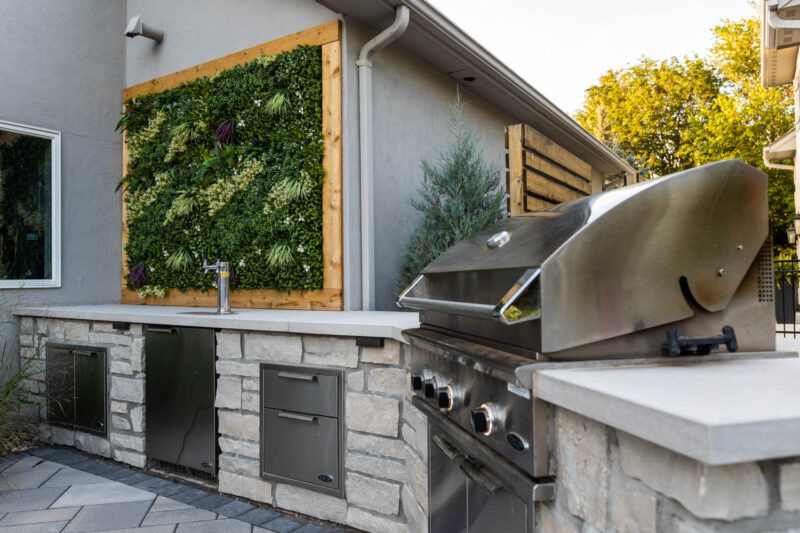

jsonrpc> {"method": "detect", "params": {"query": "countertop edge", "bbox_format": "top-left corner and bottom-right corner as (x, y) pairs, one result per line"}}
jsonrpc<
(13, 305), (419, 343)
(534, 362), (800, 465)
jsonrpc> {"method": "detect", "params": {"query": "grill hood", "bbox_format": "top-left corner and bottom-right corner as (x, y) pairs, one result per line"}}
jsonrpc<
(398, 159), (774, 359)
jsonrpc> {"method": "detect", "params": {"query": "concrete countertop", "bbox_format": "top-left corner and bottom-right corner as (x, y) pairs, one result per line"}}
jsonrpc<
(533, 353), (800, 466)
(13, 304), (420, 343)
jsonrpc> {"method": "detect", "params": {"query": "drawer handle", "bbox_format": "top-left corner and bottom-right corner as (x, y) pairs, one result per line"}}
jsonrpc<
(278, 411), (318, 423)
(277, 372), (318, 382)
(148, 327), (178, 334)
(69, 350), (98, 357)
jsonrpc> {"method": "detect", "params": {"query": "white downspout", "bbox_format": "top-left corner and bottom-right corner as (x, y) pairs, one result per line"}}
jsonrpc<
(356, 6), (410, 311)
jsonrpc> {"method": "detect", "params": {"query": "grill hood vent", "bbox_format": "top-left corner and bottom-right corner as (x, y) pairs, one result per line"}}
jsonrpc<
(398, 159), (773, 359)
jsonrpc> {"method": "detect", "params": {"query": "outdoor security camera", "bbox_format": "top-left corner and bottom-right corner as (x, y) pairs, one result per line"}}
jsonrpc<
(124, 15), (164, 43)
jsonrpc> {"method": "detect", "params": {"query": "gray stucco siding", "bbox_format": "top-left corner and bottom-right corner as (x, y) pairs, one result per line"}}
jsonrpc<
(344, 20), (514, 310)
(0, 0), (126, 308)
(125, 0), (339, 86)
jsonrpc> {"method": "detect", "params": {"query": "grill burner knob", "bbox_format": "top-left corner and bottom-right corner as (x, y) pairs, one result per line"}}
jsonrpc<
(423, 379), (437, 398)
(435, 387), (451, 409)
(411, 374), (424, 391)
(471, 404), (498, 436)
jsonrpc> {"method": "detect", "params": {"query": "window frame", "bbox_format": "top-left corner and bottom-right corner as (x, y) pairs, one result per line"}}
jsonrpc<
(0, 120), (61, 288)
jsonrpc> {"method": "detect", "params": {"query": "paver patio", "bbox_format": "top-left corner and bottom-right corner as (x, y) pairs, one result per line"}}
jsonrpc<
(0, 448), (348, 533)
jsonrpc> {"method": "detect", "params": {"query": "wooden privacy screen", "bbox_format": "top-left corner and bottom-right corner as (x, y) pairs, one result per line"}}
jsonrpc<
(120, 20), (343, 310)
(505, 124), (592, 215)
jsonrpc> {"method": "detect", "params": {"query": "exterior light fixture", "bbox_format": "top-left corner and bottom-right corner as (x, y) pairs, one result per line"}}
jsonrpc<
(125, 15), (164, 43)
(792, 213), (800, 244)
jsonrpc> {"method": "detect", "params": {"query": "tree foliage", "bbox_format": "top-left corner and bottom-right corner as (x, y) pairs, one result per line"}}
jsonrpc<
(399, 94), (505, 289)
(575, 10), (795, 243)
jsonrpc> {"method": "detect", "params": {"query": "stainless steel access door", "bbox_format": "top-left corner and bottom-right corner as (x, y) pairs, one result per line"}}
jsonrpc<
(145, 326), (216, 475)
(430, 428), (529, 533)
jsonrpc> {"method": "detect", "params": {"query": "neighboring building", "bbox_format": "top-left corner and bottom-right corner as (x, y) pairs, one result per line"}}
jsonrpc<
(762, 0), (800, 245)
(0, 0), (635, 315)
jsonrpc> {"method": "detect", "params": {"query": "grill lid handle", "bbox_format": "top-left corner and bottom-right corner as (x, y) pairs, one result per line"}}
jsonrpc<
(397, 268), (541, 325)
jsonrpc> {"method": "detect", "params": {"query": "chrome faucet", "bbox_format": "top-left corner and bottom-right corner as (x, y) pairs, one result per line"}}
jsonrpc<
(203, 249), (232, 314)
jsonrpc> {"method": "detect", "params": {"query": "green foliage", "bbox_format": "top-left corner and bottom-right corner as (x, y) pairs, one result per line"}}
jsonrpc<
(1, 350), (41, 454)
(119, 45), (325, 294)
(399, 94), (505, 289)
(575, 9), (795, 244)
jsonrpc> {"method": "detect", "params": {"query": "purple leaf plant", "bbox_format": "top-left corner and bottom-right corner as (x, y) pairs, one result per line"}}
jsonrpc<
(128, 263), (147, 288)
(214, 120), (235, 144)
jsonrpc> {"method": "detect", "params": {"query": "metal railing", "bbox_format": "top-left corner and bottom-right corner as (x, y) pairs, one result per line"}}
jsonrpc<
(775, 259), (799, 338)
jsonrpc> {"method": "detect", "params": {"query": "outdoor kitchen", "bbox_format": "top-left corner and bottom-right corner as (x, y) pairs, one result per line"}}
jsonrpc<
(3, 1), (800, 533)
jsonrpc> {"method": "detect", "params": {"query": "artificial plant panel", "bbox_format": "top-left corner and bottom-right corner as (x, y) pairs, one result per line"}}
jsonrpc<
(120, 45), (324, 296)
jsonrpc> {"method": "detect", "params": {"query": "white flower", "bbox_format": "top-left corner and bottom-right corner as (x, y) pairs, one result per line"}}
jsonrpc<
(254, 99), (261, 107)
(237, 120), (245, 127)
(194, 225), (201, 231)
(238, 259), (245, 267)
(295, 91), (301, 98)
(255, 249), (262, 255)
(303, 264), (310, 272)
(149, 266), (155, 272)
(298, 215), (304, 222)
(284, 217), (291, 224)
(298, 107), (304, 115)
(163, 250), (169, 257)
(297, 245), (304, 253)
(192, 251), (199, 258)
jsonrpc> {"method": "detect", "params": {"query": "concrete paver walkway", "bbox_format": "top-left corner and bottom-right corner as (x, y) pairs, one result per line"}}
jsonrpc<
(0, 448), (347, 533)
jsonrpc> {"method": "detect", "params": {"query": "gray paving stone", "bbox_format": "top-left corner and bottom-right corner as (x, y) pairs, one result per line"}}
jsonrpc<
(176, 518), (251, 532)
(169, 486), (214, 504)
(64, 500), (153, 533)
(150, 496), (193, 513)
(28, 449), (58, 460)
(0, 520), (68, 532)
(192, 494), (235, 511)
(116, 472), (152, 485)
(132, 476), (174, 491)
(0, 506), (79, 526)
(215, 499), (254, 518)
(3, 457), (44, 473)
(0, 468), (58, 491)
(141, 507), (217, 526)
(99, 467), (138, 482)
(41, 468), (107, 488)
(263, 516), (304, 533)
(93, 527), (175, 533)
(237, 507), (280, 525)
(76, 461), (119, 476)
(44, 450), (86, 466)
(294, 525), (328, 533)
(51, 481), (154, 508)
(148, 483), (185, 498)
(0, 486), (66, 513)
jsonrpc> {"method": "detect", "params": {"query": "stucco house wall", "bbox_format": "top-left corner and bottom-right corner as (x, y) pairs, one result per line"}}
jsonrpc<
(0, 0), (126, 311)
(125, 2), (519, 311)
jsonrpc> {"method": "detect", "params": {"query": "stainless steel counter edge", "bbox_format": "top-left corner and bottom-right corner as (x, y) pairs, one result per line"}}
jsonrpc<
(13, 304), (420, 343)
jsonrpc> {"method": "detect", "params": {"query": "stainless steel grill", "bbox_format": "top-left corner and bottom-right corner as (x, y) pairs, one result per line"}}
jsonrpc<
(399, 159), (775, 360)
(399, 159), (778, 533)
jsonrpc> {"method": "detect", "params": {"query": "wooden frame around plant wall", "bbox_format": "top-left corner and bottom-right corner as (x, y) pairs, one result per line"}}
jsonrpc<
(120, 21), (343, 310)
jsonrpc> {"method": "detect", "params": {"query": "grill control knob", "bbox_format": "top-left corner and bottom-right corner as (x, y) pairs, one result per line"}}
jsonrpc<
(471, 403), (498, 436)
(435, 387), (451, 409)
(423, 379), (437, 398)
(411, 374), (424, 391)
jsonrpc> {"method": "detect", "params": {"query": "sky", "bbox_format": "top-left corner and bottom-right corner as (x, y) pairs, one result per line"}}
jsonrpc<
(426, 0), (755, 115)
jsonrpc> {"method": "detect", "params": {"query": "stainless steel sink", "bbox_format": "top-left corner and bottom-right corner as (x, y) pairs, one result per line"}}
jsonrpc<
(178, 311), (236, 316)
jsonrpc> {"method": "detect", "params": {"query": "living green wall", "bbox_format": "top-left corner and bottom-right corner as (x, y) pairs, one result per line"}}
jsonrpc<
(120, 45), (324, 296)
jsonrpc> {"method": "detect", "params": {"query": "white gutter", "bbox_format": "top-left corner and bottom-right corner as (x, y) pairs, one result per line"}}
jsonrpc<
(764, 147), (795, 170)
(356, 5), (410, 310)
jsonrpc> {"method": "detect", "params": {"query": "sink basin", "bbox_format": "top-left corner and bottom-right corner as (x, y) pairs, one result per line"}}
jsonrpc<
(178, 311), (236, 316)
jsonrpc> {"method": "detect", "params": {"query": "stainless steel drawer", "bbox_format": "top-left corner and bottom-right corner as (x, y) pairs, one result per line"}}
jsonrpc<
(261, 367), (338, 417)
(262, 408), (340, 491)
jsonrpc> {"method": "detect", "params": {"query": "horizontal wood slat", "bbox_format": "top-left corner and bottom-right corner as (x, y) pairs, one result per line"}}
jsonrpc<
(121, 287), (343, 310)
(524, 151), (591, 195)
(523, 125), (591, 181)
(123, 20), (341, 99)
(524, 195), (556, 212)
(524, 170), (585, 204)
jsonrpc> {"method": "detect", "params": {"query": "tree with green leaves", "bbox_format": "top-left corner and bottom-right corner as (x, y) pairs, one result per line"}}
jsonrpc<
(575, 10), (795, 246)
(399, 94), (505, 289)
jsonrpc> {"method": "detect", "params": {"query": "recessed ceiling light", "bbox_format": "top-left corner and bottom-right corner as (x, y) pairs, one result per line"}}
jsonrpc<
(463, 76), (476, 82)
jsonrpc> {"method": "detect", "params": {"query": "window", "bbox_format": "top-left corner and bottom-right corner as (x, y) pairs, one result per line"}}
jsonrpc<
(0, 121), (60, 288)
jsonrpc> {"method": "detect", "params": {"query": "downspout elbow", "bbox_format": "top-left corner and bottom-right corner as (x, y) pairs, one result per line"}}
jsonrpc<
(357, 6), (410, 67)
